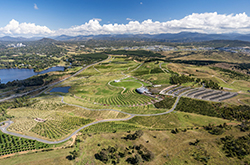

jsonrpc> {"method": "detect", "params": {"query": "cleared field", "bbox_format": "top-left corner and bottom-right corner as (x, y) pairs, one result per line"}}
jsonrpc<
(0, 147), (73, 165)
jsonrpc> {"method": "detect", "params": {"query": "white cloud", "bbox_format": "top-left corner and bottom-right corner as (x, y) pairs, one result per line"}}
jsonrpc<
(92, 18), (102, 21)
(55, 12), (250, 36)
(2, 12), (250, 37)
(126, 18), (132, 21)
(140, 2), (143, 5)
(0, 19), (54, 37)
(34, 3), (38, 10)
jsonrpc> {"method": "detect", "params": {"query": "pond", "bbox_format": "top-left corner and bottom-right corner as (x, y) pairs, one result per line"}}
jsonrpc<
(49, 86), (71, 93)
(0, 66), (65, 84)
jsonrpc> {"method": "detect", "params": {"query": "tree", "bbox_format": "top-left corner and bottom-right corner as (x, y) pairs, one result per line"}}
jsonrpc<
(134, 154), (143, 164)
(134, 130), (144, 138)
(142, 150), (155, 161)
(70, 150), (80, 159)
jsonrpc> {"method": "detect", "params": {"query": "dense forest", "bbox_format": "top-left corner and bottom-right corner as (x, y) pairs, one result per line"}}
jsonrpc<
(154, 96), (176, 109)
(176, 97), (250, 121)
(68, 53), (108, 66)
(105, 50), (164, 58)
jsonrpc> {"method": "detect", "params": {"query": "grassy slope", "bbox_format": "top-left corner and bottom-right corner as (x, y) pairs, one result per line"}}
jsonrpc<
(0, 148), (73, 165)
(77, 128), (249, 165)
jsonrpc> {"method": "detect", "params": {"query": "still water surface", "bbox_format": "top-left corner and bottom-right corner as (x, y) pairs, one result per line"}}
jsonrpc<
(49, 86), (71, 93)
(0, 66), (65, 84)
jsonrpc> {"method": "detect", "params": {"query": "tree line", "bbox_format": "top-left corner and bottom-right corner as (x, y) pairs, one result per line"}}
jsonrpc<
(176, 97), (250, 121)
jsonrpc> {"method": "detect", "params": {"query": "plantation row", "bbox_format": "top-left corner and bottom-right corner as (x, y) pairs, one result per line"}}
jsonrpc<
(176, 97), (250, 121)
(154, 96), (176, 109)
(0, 132), (50, 156)
(31, 116), (93, 139)
(0, 96), (37, 122)
(81, 122), (140, 133)
(95, 89), (153, 106)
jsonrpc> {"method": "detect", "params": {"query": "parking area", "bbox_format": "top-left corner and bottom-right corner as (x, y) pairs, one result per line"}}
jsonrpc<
(160, 86), (238, 102)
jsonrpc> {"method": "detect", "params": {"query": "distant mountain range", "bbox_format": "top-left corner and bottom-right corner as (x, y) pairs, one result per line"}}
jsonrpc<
(2, 32), (250, 42)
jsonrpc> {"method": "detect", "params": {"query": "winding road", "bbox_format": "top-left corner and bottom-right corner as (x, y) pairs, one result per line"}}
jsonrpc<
(0, 88), (194, 144)
(159, 62), (169, 73)
(0, 55), (196, 144)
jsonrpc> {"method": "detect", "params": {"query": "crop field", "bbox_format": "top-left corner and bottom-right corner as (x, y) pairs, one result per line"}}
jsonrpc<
(0, 131), (51, 156)
(7, 108), (54, 134)
(130, 61), (171, 84)
(31, 115), (93, 140)
(63, 94), (165, 115)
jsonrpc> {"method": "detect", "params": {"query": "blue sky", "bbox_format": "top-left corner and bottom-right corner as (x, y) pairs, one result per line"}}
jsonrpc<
(1, 0), (250, 36)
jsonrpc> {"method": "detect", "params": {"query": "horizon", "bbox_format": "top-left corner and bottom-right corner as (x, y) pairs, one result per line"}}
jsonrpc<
(1, 0), (250, 37)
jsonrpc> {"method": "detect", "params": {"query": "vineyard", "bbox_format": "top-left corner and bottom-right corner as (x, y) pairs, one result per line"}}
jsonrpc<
(0, 131), (50, 156)
(7, 108), (53, 133)
(85, 89), (154, 106)
(31, 116), (93, 139)
(81, 122), (140, 133)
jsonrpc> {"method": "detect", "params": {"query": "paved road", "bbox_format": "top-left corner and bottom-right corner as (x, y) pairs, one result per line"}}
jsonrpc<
(0, 88), (195, 144)
(159, 62), (169, 73)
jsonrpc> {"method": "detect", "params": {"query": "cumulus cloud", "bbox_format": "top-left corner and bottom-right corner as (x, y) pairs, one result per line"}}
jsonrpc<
(55, 12), (250, 36)
(0, 19), (54, 37)
(34, 3), (38, 10)
(126, 18), (132, 21)
(92, 18), (102, 21)
(2, 12), (250, 37)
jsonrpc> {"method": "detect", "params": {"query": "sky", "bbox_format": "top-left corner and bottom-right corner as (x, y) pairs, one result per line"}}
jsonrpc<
(1, 0), (250, 37)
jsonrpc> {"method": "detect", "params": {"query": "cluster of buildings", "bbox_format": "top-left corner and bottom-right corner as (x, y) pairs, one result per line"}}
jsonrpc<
(94, 45), (215, 52)
(121, 45), (176, 52)
(93, 44), (250, 54)
(6, 43), (26, 48)
(218, 47), (250, 53)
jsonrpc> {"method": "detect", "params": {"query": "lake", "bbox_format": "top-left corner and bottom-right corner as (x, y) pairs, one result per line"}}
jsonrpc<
(0, 66), (65, 84)
(49, 86), (71, 93)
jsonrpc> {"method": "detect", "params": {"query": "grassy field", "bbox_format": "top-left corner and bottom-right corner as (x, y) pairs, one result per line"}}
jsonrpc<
(75, 127), (249, 165)
(0, 148), (73, 165)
